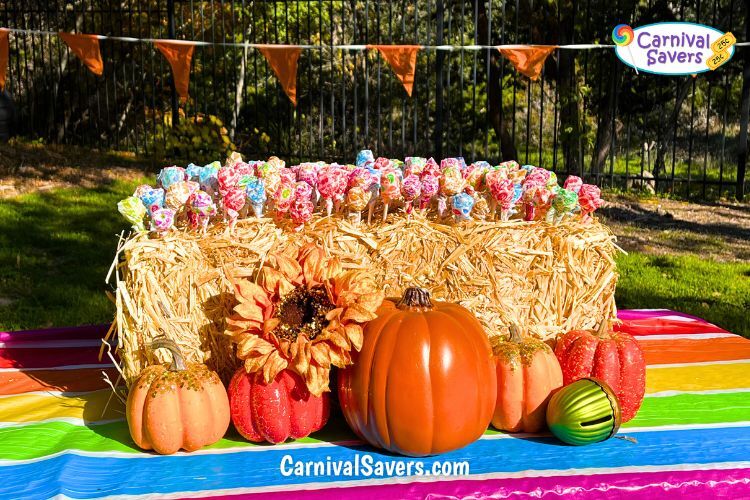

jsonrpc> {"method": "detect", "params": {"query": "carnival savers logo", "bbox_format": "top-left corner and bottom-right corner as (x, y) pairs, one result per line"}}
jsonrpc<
(614, 22), (735, 75)
(279, 454), (470, 478)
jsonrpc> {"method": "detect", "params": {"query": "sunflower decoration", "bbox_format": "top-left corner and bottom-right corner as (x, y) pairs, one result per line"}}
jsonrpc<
(225, 243), (384, 396)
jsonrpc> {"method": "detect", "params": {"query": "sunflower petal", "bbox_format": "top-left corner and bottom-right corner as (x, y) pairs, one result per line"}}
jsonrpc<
(232, 302), (265, 324)
(342, 304), (379, 323)
(273, 253), (304, 285)
(306, 365), (330, 397)
(300, 244), (327, 287)
(263, 351), (288, 383)
(344, 323), (364, 351)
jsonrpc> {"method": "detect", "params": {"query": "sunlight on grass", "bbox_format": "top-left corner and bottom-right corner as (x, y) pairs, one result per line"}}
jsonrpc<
(616, 253), (750, 338)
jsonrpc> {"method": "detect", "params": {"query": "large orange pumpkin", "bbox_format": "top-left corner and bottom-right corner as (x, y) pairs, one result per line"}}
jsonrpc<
(491, 325), (563, 433)
(126, 337), (231, 455)
(338, 287), (496, 457)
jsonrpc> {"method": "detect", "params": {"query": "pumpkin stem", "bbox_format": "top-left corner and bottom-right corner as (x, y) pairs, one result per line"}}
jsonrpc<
(151, 336), (186, 372)
(396, 287), (433, 310)
(508, 324), (523, 343)
(596, 318), (611, 337)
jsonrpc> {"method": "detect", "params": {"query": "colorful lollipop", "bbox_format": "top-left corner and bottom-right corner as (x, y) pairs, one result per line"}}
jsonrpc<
(225, 151), (243, 168)
(274, 182), (296, 215)
(165, 181), (199, 211)
(346, 186), (369, 223)
(188, 191), (217, 232)
(199, 162), (221, 195)
(563, 175), (583, 193)
(490, 176), (516, 222)
(419, 173), (439, 212)
(138, 187), (165, 214)
(223, 187), (246, 230)
(150, 207), (175, 235)
(401, 174), (422, 217)
(380, 168), (402, 222)
(218, 167), (241, 197)
(356, 150), (375, 168)
(157, 166), (187, 189)
(522, 185), (552, 221)
(245, 177), (267, 218)
(118, 196), (148, 232)
(405, 157), (427, 177)
(546, 188), (579, 224)
(452, 192), (475, 222)
(438, 166), (464, 218)
(578, 184), (604, 222)
(186, 163), (202, 181)
(318, 165), (348, 217)
(612, 24), (638, 74)
(290, 196), (314, 229)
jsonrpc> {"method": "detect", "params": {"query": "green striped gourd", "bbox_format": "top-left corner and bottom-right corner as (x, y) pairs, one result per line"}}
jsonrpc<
(546, 378), (621, 445)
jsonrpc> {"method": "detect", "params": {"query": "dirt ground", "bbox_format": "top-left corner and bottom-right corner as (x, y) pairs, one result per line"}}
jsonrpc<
(1, 142), (748, 261)
(601, 195), (750, 262)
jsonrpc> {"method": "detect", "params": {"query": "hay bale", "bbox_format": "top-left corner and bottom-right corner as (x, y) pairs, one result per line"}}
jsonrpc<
(108, 214), (620, 386)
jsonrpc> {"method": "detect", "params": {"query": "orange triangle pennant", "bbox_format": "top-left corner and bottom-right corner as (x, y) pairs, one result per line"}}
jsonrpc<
(369, 45), (420, 97)
(498, 45), (557, 81)
(257, 45), (302, 106)
(58, 32), (104, 76)
(0, 29), (8, 91)
(154, 41), (196, 102)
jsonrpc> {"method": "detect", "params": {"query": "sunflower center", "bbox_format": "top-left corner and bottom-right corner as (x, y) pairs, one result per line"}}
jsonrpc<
(276, 286), (333, 341)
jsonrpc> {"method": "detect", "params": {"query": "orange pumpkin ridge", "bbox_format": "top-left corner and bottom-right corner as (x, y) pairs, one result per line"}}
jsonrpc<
(491, 325), (563, 433)
(126, 337), (231, 455)
(338, 287), (496, 457)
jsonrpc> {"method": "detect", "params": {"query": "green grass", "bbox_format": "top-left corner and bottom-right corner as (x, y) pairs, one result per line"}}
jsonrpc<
(0, 183), (748, 338)
(615, 253), (750, 337)
(0, 180), (143, 330)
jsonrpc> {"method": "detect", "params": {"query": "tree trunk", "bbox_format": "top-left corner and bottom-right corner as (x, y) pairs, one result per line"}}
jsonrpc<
(477, 1), (517, 161)
(653, 77), (693, 179)
(558, 1), (580, 174)
(736, 0), (750, 200)
(590, 67), (617, 174)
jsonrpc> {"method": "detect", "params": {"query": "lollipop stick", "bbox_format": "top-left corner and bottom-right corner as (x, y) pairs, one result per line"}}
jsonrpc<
(627, 45), (639, 74)
(382, 202), (389, 222)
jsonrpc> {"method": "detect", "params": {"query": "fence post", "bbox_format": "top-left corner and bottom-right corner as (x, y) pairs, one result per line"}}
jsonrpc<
(167, 0), (179, 126)
(434, 0), (445, 158)
(737, 0), (750, 201)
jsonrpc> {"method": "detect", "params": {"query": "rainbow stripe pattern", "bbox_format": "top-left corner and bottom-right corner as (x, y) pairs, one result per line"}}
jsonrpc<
(1, 310), (749, 498)
(612, 24), (635, 46)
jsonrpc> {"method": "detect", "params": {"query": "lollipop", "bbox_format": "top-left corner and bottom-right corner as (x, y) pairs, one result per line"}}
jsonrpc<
(223, 187), (246, 229)
(441, 157), (462, 172)
(138, 187), (165, 214)
(218, 167), (241, 197)
(424, 157), (440, 176)
(419, 173), (439, 212)
(166, 181), (199, 211)
(346, 186), (369, 223)
(265, 156), (286, 170)
(274, 182), (296, 215)
(438, 166), (465, 218)
(296, 163), (320, 203)
(365, 168), (383, 224)
(612, 24), (638, 74)
(199, 162), (221, 195)
(523, 168), (551, 188)
(257, 162), (282, 201)
(188, 191), (217, 232)
(488, 175), (515, 221)
(523, 185), (553, 221)
(132, 184), (152, 199)
(380, 168), (402, 222)
(356, 149), (375, 168)
(374, 157), (393, 171)
(546, 188), (579, 224)
(401, 174), (422, 217)
(225, 151), (243, 168)
(294, 181), (313, 203)
(563, 175), (583, 193)
(150, 207), (175, 235)
(465, 162), (490, 195)
(279, 167), (296, 186)
(186, 163), (202, 181)
(318, 165), (348, 217)
(157, 166), (187, 189)
(118, 196), (148, 232)
(578, 184), (604, 222)
(451, 192), (475, 222)
(234, 162), (256, 188)
(290, 197), (314, 229)
(472, 194), (490, 221)
(348, 167), (374, 191)
(245, 177), (267, 218)
(498, 160), (520, 170)
(405, 157), (427, 177)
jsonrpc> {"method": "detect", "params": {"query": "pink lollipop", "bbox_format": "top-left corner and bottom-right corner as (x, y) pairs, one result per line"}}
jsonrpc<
(563, 175), (583, 193)
(380, 168), (402, 222)
(233, 162), (255, 179)
(419, 173), (439, 211)
(488, 176), (515, 221)
(522, 185), (552, 221)
(318, 165), (348, 217)
(187, 191), (217, 232)
(290, 197), (314, 229)
(279, 167), (296, 186)
(218, 167), (240, 197)
(374, 157), (392, 170)
(464, 163), (489, 194)
(438, 166), (464, 218)
(294, 181), (313, 202)
(401, 174), (422, 217)
(223, 187), (246, 230)
(578, 184), (604, 222)
(424, 157), (440, 176)
(274, 182), (296, 215)
(296, 163), (320, 204)
(348, 167), (374, 190)
(522, 168), (550, 188)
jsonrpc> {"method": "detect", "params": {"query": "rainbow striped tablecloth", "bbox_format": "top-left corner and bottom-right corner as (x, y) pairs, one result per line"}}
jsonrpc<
(1, 309), (749, 499)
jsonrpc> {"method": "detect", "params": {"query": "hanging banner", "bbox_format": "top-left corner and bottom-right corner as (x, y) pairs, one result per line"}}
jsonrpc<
(498, 45), (557, 80)
(0, 29), (8, 91)
(154, 41), (196, 102)
(58, 32), (104, 76)
(257, 45), (302, 106)
(369, 45), (420, 97)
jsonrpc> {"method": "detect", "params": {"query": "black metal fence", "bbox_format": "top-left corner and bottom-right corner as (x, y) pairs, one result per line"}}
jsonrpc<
(0, 0), (748, 200)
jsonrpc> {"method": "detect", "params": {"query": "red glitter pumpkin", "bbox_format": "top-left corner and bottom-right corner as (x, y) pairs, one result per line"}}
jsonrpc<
(554, 321), (645, 422)
(228, 367), (329, 444)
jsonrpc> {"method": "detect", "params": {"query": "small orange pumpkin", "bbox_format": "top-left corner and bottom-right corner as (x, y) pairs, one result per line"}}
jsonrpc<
(338, 287), (496, 457)
(126, 337), (230, 455)
(491, 325), (563, 433)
